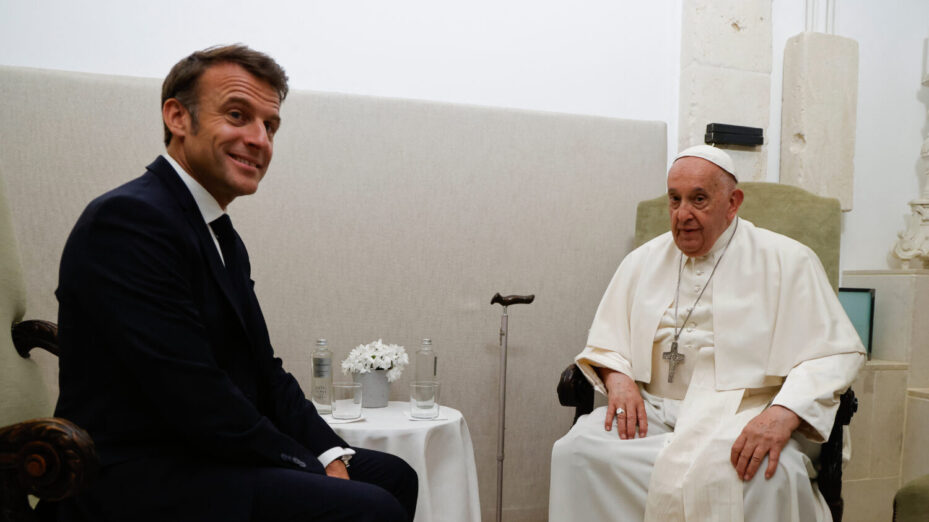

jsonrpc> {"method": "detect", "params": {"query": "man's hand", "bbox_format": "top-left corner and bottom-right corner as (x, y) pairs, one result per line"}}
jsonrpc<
(325, 458), (350, 480)
(598, 368), (647, 440)
(730, 405), (801, 481)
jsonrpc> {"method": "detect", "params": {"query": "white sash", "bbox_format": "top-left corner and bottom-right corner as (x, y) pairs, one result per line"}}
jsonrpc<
(644, 347), (776, 521)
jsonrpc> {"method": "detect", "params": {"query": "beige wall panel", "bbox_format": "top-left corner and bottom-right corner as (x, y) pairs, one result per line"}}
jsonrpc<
(842, 476), (900, 522)
(0, 66), (667, 515)
(902, 393), (929, 484)
(871, 368), (908, 478)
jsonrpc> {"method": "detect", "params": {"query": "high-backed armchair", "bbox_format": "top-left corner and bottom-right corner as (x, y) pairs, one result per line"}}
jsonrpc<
(0, 170), (96, 522)
(557, 181), (857, 522)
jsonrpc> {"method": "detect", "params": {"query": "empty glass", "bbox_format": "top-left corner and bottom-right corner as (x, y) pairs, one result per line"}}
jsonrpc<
(331, 383), (363, 420)
(410, 381), (440, 419)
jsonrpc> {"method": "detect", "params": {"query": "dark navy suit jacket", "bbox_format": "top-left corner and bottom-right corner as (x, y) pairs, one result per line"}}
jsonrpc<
(53, 156), (345, 518)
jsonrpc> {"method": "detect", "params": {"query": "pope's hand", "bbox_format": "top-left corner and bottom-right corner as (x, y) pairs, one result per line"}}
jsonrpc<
(730, 405), (801, 481)
(599, 368), (647, 439)
(325, 458), (350, 480)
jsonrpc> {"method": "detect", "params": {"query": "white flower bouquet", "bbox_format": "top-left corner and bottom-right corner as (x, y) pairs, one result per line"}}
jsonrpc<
(341, 339), (409, 382)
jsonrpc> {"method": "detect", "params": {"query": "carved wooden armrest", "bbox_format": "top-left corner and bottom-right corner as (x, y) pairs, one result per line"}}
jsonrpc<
(11, 320), (59, 358)
(817, 388), (857, 522)
(0, 418), (97, 521)
(557, 364), (594, 423)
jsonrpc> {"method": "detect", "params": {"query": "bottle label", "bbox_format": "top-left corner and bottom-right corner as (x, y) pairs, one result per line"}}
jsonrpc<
(313, 358), (331, 378)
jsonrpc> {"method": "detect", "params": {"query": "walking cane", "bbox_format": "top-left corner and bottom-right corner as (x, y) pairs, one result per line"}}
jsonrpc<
(490, 292), (535, 522)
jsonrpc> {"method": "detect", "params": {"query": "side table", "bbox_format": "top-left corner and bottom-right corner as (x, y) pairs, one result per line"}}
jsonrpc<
(325, 401), (481, 522)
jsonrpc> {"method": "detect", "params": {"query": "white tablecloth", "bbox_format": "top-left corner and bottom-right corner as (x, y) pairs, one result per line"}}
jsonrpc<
(324, 401), (481, 522)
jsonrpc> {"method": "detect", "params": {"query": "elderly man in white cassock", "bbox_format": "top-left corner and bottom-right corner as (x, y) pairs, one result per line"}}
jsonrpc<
(549, 145), (865, 522)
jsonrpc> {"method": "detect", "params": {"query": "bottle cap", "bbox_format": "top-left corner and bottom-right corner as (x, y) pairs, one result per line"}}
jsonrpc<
(316, 338), (327, 346)
(422, 338), (432, 345)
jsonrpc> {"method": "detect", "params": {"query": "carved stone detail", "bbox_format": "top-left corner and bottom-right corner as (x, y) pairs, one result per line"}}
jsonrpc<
(893, 76), (929, 267)
(894, 198), (929, 268)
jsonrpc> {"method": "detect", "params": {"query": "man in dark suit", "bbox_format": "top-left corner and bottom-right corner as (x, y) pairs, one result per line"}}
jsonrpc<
(50, 45), (417, 521)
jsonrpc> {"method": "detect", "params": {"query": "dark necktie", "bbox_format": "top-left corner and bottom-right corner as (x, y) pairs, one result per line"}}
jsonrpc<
(209, 214), (238, 270)
(209, 213), (254, 319)
(209, 215), (258, 353)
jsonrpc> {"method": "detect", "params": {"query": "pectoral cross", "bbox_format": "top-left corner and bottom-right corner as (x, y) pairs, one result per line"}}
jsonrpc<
(662, 340), (685, 383)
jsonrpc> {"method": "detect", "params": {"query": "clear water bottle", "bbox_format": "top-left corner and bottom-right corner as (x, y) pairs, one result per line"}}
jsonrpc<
(312, 338), (332, 414)
(415, 338), (437, 382)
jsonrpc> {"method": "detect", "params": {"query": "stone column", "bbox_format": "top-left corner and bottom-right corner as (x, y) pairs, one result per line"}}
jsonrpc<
(779, 32), (859, 210)
(679, 0), (771, 181)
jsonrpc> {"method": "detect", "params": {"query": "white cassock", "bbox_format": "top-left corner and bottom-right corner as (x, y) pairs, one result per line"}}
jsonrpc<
(549, 218), (864, 522)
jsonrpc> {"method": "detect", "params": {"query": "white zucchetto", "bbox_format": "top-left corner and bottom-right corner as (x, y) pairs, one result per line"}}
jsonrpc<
(673, 145), (737, 182)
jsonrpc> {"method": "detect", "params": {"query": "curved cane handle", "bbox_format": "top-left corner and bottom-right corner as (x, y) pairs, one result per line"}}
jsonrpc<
(490, 293), (535, 307)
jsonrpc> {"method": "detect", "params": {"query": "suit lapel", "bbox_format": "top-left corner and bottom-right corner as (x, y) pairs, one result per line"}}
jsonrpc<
(146, 157), (255, 341)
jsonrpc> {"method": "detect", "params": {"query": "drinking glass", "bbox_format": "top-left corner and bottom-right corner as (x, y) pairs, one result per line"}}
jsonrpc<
(331, 383), (363, 420)
(410, 381), (440, 419)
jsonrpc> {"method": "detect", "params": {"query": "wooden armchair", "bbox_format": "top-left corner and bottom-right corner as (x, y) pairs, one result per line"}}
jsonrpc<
(557, 182), (858, 522)
(1, 322), (97, 522)
(0, 171), (96, 522)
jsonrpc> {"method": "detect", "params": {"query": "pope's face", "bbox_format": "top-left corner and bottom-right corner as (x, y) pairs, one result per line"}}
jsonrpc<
(666, 157), (742, 257)
(167, 63), (281, 208)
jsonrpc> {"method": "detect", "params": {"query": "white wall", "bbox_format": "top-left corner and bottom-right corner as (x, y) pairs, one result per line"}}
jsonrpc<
(769, 0), (929, 272)
(0, 0), (926, 267)
(0, 0), (681, 162)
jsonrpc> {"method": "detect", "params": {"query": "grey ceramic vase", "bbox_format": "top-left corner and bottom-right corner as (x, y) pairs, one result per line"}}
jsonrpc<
(353, 369), (389, 408)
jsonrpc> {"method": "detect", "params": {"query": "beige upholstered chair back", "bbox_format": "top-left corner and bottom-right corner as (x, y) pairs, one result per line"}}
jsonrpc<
(0, 168), (52, 425)
(634, 181), (842, 291)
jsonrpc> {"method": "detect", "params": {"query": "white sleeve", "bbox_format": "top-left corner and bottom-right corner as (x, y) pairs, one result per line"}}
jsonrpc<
(770, 351), (865, 442)
(575, 346), (634, 396)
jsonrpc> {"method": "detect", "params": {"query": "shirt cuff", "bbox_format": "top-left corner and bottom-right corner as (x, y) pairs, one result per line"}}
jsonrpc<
(318, 446), (356, 468)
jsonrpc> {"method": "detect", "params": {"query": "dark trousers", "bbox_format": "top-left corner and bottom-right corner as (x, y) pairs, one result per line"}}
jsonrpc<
(252, 448), (418, 521)
(43, 447), (418, 522)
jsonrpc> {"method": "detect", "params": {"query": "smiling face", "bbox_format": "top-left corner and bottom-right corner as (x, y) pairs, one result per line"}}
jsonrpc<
(666, 156), (743, 257)
(163, 62), (282, 209)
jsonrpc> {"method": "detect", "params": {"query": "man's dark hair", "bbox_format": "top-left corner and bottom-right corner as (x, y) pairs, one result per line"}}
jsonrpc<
(161, 44), (289, 146)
